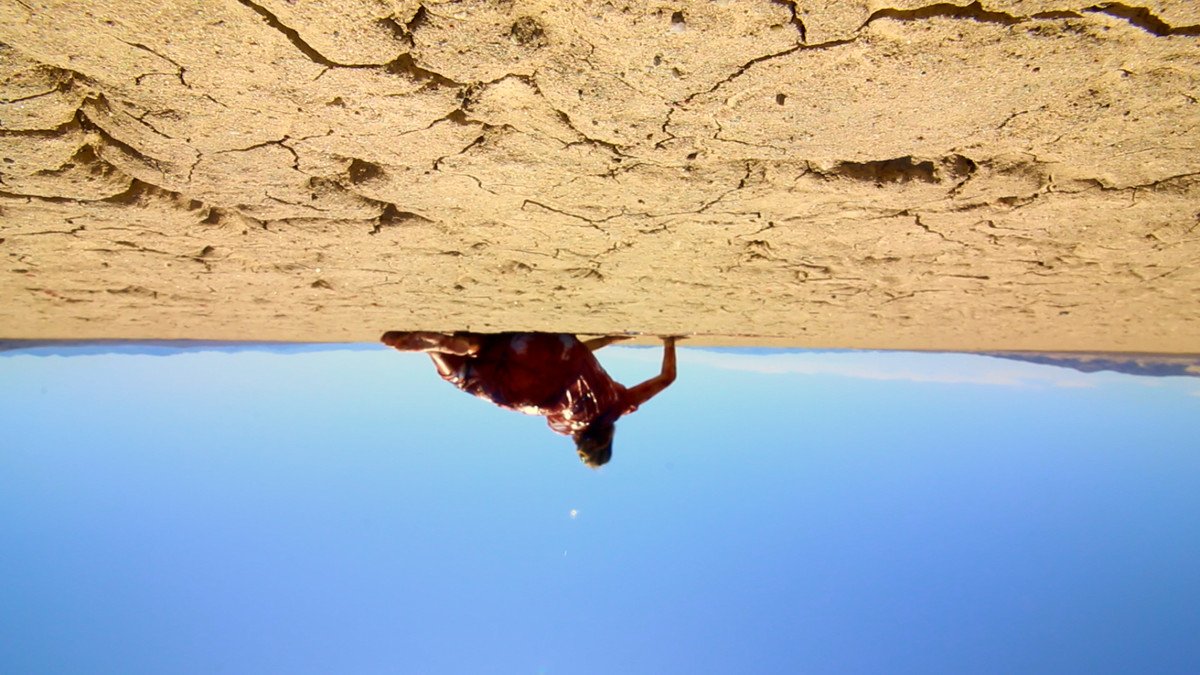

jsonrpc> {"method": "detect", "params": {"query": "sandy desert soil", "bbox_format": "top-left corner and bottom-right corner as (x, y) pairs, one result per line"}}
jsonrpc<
(1, 1), (1198, 351)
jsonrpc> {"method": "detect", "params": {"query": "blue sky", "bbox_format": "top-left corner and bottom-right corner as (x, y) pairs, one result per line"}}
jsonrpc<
(1, 344), (1198, 674)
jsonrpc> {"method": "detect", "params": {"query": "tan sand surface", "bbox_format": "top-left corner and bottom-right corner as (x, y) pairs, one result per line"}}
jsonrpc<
(1, 1), (1198, 351)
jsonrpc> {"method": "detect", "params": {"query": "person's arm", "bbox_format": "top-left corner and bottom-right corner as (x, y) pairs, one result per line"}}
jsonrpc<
(624, 337), (677, 408)
(382, 331), (483, 356)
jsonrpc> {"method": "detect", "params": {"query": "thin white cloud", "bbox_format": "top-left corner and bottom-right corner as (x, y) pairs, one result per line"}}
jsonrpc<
(692, 350), (1104, 388)
(608, 348), (1118, 389)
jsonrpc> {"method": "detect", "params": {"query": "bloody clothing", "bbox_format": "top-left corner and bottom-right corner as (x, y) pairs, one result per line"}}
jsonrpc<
(434, 333), (635, 435)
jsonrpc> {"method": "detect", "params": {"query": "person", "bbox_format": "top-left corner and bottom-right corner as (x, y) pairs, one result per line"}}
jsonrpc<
(381, 331), (677, 467)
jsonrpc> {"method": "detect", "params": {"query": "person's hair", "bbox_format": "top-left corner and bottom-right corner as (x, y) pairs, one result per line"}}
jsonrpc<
(574, 420), (615, 468)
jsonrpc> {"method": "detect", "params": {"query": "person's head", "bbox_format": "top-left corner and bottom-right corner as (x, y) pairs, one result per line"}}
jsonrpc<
(573, 420), (615, 468)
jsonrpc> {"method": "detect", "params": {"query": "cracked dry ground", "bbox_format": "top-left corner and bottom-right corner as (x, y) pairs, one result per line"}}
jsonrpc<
(1, 0), (1198, 352)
